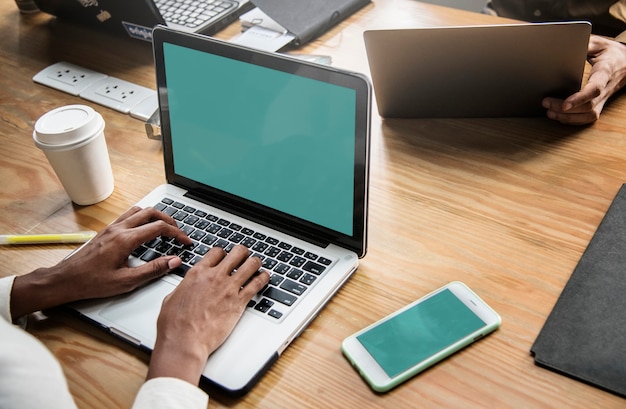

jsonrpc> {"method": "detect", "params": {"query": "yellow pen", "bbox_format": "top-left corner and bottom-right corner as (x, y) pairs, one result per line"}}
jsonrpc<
(0, 231), (97, 245)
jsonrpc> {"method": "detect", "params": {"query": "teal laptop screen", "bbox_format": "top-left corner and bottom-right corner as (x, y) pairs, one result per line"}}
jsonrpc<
(163, 43), (356, 236)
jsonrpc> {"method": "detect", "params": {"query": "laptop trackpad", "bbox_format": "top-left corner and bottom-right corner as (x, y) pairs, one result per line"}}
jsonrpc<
(99, 279), (175, 345)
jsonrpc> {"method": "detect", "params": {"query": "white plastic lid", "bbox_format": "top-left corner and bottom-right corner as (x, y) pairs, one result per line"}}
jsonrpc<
(33, 105), (103, 148)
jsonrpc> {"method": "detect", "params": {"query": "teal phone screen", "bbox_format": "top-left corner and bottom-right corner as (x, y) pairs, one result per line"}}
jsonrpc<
(357, 289), (486, 377)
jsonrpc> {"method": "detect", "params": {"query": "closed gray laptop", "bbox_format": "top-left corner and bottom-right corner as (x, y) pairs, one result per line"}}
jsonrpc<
(363, 22), (591, 118)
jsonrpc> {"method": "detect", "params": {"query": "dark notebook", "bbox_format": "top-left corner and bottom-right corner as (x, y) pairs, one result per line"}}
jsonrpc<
(251, 0), (370, 46)
(531, 183), (626, 397)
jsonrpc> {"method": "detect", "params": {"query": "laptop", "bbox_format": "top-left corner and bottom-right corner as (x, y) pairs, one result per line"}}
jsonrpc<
(32, 0), (253, 41)
(363, 22), (591, 118)
(67, 25), (371, 395)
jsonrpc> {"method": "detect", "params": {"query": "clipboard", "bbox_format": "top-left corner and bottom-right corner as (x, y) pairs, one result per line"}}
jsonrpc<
(531, 183), (626, 397)
(251, 0), (371, 46)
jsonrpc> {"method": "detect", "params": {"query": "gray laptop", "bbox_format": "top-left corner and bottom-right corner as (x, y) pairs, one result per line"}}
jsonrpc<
(67, 25), (371, 395)
(363, 22), (591, 118)
(32, 0), (253, 41)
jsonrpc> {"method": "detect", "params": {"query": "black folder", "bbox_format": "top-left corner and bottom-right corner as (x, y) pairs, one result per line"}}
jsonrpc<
(531, 183), (626, 397)
(251, 0), (370, 46)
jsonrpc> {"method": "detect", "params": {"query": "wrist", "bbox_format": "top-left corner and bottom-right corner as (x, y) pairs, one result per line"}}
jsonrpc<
(11, 264), (72, 319)
(148, 337), (210, 385)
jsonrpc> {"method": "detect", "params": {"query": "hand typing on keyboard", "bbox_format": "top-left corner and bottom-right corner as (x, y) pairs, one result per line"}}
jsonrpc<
(8, 205), (270, 391)
(139, 197), (334, 322)
(10, 206), (193, 318)
(148, 244), (270, 385)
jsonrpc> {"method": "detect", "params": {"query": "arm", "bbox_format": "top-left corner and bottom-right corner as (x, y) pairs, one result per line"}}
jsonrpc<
(542, 34), (626, 125)
(9, 206), (192, 320)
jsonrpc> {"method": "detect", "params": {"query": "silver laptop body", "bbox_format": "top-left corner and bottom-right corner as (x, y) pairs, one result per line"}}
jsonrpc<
(68, 26), (372, 395)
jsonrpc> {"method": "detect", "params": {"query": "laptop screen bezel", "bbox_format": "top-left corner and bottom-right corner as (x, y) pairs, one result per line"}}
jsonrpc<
(152, 26), (371, 257)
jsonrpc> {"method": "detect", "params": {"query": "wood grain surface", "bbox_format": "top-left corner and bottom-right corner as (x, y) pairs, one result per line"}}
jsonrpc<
(1, 1), (626, 407)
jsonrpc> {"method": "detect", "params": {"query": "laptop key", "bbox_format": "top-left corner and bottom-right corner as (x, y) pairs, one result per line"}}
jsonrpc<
(303, 260), (326, 275)
(154, 202), (167, 212)
(195, 219), (211, 230)
(263, 287), (297, 306)
(179, 251), (195, 264)
(171, 264), (190, 278)
(201, 234), (217, 245)
(173, 210), (188, 221)
(155, 241), (172, 253)
(253, 232), (266, 241)
(251, 241), (268, 253)
(140, 249), (161, 262)
(254, 298), (274, 313)
(131, 245), (148, 258)
(289, 256), (307, 268)
(189, 230), (206, 241)
(206, 223), (221, 234)
(262, 258), (278, 270)
(214, 239), (229, 249)
(277, 251), (293, 262)
(278, 242), (292, 250)
(304, 251), (318, 260)
(301, 273), (317, 286)
(163, 206), (177, 216)
(265, 246), (280, 258)
(241, 237), (256, 248)
(269, 274), (284, 286)
(286, 268), (303, 281)
(318, 257), (332, 266)
(280, 279), (307, 296)
(274, 263), (290, 275)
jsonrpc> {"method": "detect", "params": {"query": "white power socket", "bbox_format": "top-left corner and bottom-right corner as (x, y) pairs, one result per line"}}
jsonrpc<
(80, 77), (157, 114)
(32, 61), (109, 96)
(33, 61), (159, 128)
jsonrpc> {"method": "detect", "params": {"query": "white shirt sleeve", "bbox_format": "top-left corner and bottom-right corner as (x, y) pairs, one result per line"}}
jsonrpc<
(0, 275), (78, 409)
(1, 275), (209, 409)
(132, 377), (209, 409)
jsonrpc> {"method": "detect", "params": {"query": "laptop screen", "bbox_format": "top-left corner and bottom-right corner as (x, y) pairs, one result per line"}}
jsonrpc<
(163, 43), (356, 235)
(153, 26), (371, 255)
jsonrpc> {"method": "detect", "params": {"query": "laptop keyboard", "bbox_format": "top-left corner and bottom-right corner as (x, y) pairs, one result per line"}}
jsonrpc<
(131, 197), (335, 320)
(154, 0), (236, 29)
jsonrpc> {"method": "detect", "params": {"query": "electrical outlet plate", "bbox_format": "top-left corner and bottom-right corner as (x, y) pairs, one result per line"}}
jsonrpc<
(129, 94), (159, 121)
(80, 77), (157, 114)
(32, 62), (108, 96)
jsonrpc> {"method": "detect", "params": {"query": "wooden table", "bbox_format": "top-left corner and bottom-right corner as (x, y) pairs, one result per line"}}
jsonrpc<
(2, 0), (625, 407)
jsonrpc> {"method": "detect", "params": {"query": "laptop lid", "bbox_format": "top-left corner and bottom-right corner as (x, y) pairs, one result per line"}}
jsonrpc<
(32, 0), (252, 41)
(152, 25), (372, 257)
(363, 22), (591, 118)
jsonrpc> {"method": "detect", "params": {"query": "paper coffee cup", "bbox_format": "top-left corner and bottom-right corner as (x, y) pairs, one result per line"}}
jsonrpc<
(33, 105), (114, 205)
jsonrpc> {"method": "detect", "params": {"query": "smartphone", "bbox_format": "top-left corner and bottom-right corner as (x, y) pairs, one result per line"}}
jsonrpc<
(341, 281), (501, 392)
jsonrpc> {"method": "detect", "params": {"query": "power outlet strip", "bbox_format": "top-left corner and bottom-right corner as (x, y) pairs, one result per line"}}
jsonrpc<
(32, 62), (158, 121)
(32, 61), (108, 96)
(80, 77), (156, 115)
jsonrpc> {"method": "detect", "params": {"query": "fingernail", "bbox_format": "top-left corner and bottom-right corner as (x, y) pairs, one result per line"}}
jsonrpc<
(167, 257), (180, 270)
